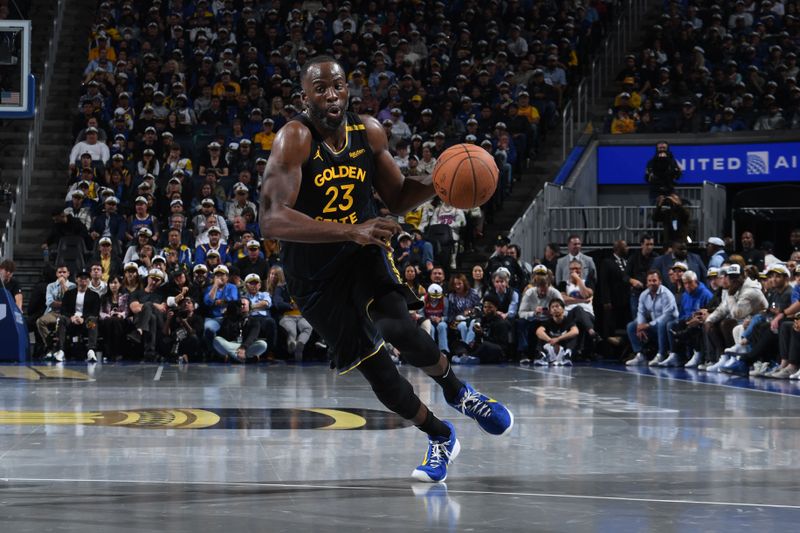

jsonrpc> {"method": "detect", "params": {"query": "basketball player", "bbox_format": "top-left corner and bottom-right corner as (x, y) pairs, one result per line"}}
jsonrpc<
(260, 56), (513, 482)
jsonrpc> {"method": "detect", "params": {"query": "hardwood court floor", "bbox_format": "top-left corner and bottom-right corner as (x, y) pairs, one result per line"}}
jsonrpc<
(1, 362), (799, 532)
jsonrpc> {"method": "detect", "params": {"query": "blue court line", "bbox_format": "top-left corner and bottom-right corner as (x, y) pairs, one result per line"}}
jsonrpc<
(589, 362), (800, 398)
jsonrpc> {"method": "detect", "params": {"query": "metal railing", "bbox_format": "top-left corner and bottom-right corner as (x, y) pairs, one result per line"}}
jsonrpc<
(561, 0), (654, 158)
(1, 0), (66, 260)
(509, 182), (725, 262)
(543, 183), (725, 251)
(548, 205), (624, 247)
(507, 182), (575, 263)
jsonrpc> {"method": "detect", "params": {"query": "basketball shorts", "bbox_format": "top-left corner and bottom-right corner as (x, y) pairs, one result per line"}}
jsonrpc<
(287, 244), (422, 374)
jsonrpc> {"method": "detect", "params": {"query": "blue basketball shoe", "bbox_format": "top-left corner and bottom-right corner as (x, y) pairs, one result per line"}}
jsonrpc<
(412, 421), (461, 483)
(447, 383), (514, 436)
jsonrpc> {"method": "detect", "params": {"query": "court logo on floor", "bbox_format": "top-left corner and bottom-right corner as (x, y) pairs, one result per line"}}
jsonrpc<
(0, 408), (413, 430)
(0, 365), (91, 381)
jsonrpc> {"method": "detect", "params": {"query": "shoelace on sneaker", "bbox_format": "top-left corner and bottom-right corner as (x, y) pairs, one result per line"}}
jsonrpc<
(457, 390), (493, 418)
(427, 440), (454, 468)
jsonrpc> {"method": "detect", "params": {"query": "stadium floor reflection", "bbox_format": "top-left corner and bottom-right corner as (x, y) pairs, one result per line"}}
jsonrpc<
(1, 362), (799, 532)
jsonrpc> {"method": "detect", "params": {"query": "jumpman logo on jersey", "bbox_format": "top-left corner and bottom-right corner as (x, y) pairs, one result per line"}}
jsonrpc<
(313, 146), (323, 161)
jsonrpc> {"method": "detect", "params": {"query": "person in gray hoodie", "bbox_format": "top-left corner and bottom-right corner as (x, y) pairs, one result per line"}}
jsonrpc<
(702, 264), (768, 372)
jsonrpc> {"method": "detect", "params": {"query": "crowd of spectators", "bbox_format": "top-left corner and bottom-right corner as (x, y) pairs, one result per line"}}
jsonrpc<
(607, 0), (800, 134)
(386, 227), (800, 372)
(23, 0), (620, 362)
(617, 228), (800, 380)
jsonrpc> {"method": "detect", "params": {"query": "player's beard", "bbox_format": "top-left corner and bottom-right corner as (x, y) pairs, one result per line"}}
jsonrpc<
(308, 101), (348, 131)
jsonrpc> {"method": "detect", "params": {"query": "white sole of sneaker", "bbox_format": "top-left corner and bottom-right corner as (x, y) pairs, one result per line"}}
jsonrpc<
(499, 410), (514, 436)
(411, 439), (461, 483)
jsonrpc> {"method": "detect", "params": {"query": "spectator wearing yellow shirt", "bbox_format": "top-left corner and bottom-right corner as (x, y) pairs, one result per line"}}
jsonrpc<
(614, 81), (642, 110)
(213, 70), (241, 102)
(88, 33), (117, 62)
(254, 118), (276, 152)
(611, 109), (638, 134)
(517, 91), (541, 125)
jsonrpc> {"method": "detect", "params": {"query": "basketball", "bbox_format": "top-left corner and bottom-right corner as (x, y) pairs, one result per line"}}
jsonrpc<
(431, 143), (499, 209)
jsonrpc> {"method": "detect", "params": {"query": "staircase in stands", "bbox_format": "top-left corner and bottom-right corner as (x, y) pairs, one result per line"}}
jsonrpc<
(7, 0), (96, 307)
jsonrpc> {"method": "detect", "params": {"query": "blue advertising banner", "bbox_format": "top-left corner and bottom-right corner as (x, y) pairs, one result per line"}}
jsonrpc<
(597, 142), (800, 185)
(0, 287), (28, 362)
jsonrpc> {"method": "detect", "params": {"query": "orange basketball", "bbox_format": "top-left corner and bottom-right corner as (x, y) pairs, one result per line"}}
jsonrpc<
(431, 143), (499, 209)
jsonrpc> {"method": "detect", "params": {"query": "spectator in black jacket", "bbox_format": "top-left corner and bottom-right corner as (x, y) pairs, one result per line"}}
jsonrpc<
(739, 231), (765, 271)
(644, 142), (681, 204)
(94, 237), (122, 280)
(236, 240), (269, 281)
(43, 209), (92, 255)
(599, 240), (631, 336)
(55, 268), (101, 362)
(485, 235), (526, 291)
(163, 296), (204, 364)
(456, 292), (512, 365)
(625, 234), (659, 318)
(212, 299), (268, 363)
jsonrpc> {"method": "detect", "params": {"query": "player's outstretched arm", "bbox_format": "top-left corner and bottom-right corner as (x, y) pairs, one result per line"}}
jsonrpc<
(259, 121), (399, 249)
(363, 115), (437, 215)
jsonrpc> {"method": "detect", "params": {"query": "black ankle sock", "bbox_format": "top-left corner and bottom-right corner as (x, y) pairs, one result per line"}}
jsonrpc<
(416, 409), (451, 439)
(432, 362), (465, 403)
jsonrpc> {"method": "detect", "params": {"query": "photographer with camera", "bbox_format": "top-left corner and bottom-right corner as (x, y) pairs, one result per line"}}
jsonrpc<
(453, 293), (512, 365)
(645, 142), (681, 203)
(163, 295), (203, 364)
(646, 142), (690, 243)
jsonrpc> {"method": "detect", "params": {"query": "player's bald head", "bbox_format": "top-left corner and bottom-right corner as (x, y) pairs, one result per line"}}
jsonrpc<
(300, 55), (345, 83)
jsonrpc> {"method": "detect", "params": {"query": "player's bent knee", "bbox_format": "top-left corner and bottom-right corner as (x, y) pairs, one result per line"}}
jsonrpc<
(359, 353), (421, 420)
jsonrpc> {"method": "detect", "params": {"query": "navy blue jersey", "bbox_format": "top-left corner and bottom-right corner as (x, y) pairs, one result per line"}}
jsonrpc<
(281, 112), (378, 282)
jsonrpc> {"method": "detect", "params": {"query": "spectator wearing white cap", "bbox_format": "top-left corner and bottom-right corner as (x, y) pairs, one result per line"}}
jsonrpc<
(388, 107), (412, 140)
(203, 264), (240, 343)
(195, 225), (231, 266)
(703, 264), (768, 372)
(127, 268), (168, 359)
(93, 236), (122, 281)
(242, 273), (277, 350)
(706, 237), (727, 269)
(136, 148), (160, 181)
(662, 270), (714, 368)
(195, 211), (230, 247)
(123, 227), (157, 264)
(199, 141), (230, 181)
(420, 283), (450, 355)
(225, 183), (257, 224)
(127, 195), (159, 244)
(64, 189), (93, 230)
(237, 240), (269, 281)
(76, 116), (108, 144)
(68, 126), (110, 171)
(652, 240), (706, 292)
(723, 263), (794, 376)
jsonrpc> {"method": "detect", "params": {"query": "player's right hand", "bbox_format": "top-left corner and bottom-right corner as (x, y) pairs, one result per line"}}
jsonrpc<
(349, 217), (401, 250)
